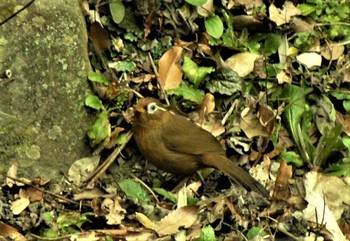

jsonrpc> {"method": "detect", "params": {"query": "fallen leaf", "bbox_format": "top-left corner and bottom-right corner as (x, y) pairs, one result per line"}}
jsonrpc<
(272, 160), (292, 201)
(239, 107), (270, 138)
(68, 155), (100, 186)
(321, 44), (344, 61)
(0, 221), (26, 240)
(303, 171), (349, 241)
(20, 187), (43, 202)
(225, 52), (260, 77)
(158, 46), (184, 90)
(102, 196), (127, 225)
(296, 52), (322, 68)
(155, 206), (199, 236)
(11, 197), (30, 215)
(269, 2), (301, 26)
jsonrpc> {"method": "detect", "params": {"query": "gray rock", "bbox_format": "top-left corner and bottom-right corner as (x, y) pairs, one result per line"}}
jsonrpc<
(0, 0), (93, 179)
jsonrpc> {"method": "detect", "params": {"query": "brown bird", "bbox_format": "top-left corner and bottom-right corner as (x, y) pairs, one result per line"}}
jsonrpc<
(132, 97), (269, 197)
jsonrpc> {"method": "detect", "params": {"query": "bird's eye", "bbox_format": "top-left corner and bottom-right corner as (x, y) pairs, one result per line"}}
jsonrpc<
(147, 103), (159, 114)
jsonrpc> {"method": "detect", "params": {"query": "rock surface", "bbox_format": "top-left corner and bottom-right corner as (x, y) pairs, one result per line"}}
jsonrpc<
(0, 0), (93, 179)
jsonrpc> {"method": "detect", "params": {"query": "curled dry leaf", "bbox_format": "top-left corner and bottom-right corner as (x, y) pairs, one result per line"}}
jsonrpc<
(158, 46), (184, 90)
(102, 196), (127, 225)
(272, 160), (292, 201)
(239, 107), (270, 138)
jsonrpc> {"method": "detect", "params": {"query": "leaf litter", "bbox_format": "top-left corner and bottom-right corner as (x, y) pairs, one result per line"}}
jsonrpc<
(2, 0), (350, 240)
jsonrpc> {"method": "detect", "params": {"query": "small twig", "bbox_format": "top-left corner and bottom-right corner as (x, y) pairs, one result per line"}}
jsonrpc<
(148, 52), (169, 105)
(221, 99), (237, 126)
(4, 175), (80, 205)
(129, 173), (160, 204)
(0, 0), (36, 26)
(83, 131), (133, 188)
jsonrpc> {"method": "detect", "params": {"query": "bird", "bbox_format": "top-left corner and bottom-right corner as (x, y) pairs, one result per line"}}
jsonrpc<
(132, 97), (269, 197)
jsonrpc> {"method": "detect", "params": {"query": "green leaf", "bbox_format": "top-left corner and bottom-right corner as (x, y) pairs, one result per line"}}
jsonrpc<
(196, 225), (216, 241)
(118, 179), (150, 205)
(87, 111), (111, 146)
(85, 95), (105, 111)
(325, 163), (350, 176)
(281, 84), (313, 165)
(109, 0), (125, 24)
(118, 61), (136, 73)
(314, 125), (343, 167)
(279, 151), (303, 167)
(42, 212), (54, 223)
(205, 15), (224, 39)
(88, 70), (110, 85)
(263, 34), (282, 56)
(343, 100), (350, 113)
(206, 68), (243, 95)
(153, 188), (177, 203)
(298, 3), (316, 16)
(167, 83), (205, 104)
(182, 56), (215, 87)
(185, 0), (207, 6)
(116, 132), (128, 145)
(246, 227), (267, 240)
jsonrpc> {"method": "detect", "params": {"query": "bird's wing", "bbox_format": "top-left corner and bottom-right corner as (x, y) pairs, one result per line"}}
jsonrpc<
(160, 113), (224, 155)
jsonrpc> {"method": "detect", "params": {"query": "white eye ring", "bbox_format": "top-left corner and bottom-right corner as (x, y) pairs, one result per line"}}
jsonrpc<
(147, 102), (165, 114)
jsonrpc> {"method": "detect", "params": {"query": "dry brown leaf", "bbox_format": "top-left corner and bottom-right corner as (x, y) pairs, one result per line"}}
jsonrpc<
(321, 44), (344, 61)
(239, 107), (269, 138)
(269, 2), (301, 26)
(74, 188), (105, 200)
(155, 206), (199, 236)
(158, 46), (184, 90)
(199, 93), (215, 117)
(20, 187), (43, 202)
(292, 17), (314, 32)
(224, 52), (260, 77)
(272, 160), (292, 201)
(102, 196), (127, 225)
(67, 155), (100, 186)
(0, 221), (26, 241)
(199, 117), (225, 137)
(303, 171), (349, 241)
(106, 127), (125, 149)
(258, 104), (276, 134)
(131, 74), (155, 83)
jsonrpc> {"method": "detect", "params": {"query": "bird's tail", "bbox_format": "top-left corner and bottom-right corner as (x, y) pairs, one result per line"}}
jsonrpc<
(203, 154), (269, 197)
